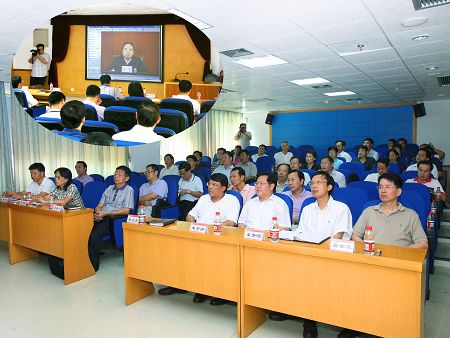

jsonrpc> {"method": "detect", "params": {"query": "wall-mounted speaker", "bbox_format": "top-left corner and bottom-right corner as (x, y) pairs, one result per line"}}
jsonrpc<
(413, 103), (426, 118)
(265, 113), (274, 125)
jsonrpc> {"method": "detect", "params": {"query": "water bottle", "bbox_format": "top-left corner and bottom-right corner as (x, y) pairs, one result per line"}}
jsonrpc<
(427, 212), (435, 230)
(363, 226), (375, 255)
(213, 211), (222, 235)
(435, 187), (441, 201)
(49, 193), (54, 204)
(49, 82), (53, 91)
(138, 205), (146, 224)
(270, 216), (280, 243)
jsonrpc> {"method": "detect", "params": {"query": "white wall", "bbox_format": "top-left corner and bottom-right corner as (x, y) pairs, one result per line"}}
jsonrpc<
(245, 112), (270, 147)
(129, 142), (161, 173)
(417, 100), (450, 165)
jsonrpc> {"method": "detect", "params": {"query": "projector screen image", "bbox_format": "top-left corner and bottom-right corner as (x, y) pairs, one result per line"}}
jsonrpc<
(86, 25), (163, 82)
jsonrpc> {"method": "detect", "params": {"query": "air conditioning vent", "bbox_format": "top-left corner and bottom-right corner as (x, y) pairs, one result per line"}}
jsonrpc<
(412, 0), (450, 10)
(220, 48), (253, 58)
(437, 75), (450, 87)
(311, 84), (332, 89)
(346, 98), (362, 102)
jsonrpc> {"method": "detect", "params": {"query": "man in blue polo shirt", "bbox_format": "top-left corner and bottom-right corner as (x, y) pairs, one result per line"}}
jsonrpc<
(54, 100), (87, 142)
(139, 164), (168, 217)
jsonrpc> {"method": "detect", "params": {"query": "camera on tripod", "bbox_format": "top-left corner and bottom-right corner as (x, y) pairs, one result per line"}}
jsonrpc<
(30, 49), (38, 57)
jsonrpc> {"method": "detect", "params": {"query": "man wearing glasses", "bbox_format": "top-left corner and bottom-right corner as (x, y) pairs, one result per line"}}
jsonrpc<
(178, 162), (204, 221)
(28, 43), (51, 88)
(139, 164), (168, 217)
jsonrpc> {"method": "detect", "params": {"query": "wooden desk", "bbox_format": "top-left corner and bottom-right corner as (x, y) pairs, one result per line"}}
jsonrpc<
(28, 89), (51, 105)
(163, 82), (221, 101)
(240, 239), (426, 338)
(5, 202), (95, 285)
(0, 203), (9, 242)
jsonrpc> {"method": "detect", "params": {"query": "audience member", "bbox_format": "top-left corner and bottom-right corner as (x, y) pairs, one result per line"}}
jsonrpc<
(193, 150), (203, 163)
(159, 154), (179, 178)
(211, 147), (226, 171)
(364, 158), (389, 183)
(73, 161), (94, 186)
(89, 166), (134, 271)
(139, 164), (168, 217)
(82, 132), (114, 146)
(276, 163), (290, 193)
(3, 162), (55, 199)
(406, 161), (446, 202)
(236, 150), (257, 182)
(40, 91), (66, 118)
(352, 145), (375, 170)
(290, 156), (311, 185)
(283, 170), (312, 224)
(54, 100), (87, 142)
(388, 149), (405, 172)
(11, 75), (38, 108)
(83, 85), (105, 120)
(177, 162), (204, 221)
(320, 156), (346, 188)
(212, 151), (234, 184)
(328, 146), (343, 169)
(186, 155), (204, 178)
(233, 145), (242, 166)
(234, 123), (252, 148)
(305, 150), (321, 170)
(229, 167), (256, 205)
(172, 80), (200, 115)
(274, 141), (293, 166)
(251, 144), (267, 162)
(108, 42), (149, 73)
(112, 103), (164, 144)
(238, 173), (291, 230)
(128, 81), (145, 97)
(387, 138), (397, 150)
(99, 74), (123, 100)
(406, 148), (438, 179)
(363, 137), (379, 160)
(335, 140), (352, 162)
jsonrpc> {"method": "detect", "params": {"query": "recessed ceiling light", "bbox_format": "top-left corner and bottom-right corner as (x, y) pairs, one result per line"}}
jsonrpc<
(412, 34), (429, 41)
(323, 91), (356, 97)
(234, 55), (288, 68)
(438, 94), (445, 97)
(289, 77), (330, 86)
(168, 8), (212, 30)
(426, 66), (439, 70)
(401, 17), (428, 27)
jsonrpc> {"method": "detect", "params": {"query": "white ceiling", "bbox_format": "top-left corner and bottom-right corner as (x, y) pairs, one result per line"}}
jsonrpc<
(1, 0), (450, 113)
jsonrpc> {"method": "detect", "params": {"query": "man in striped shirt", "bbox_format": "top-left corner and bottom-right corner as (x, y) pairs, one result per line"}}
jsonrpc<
(100, 74), (123, 100)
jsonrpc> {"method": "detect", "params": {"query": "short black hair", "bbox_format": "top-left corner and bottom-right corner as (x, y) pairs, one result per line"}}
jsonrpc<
(388, 149), (399, 158)
(358, 145), (369, 152)
(186, 155), (197, 163)
(122, 41), (135, 50)
(128, 81), (144, 97)
(336, 140), (346, 146)
(54, 167), (73, 191)
(36, 43), (44, 49)
(306, 150), (317, 159)
(418, 148), (432, 160)
(116, 165), (131, 177)
(239, 149), (249, 156)
(82, 132), (115, 146)
(217, 147), (226, 153)
(388, 138), (397, 145)
(259, 144), (266, 149)
(289, 169), (305, 181)
(378, 172), (402, 189)
(11, 76), (22, 88)
(256, 172), (277, 193)
(179, 80), (192, 93)
(397, 137), (407, 144)
(137, 104), (159, 127)
(28, 163), (45, 173)
(231, 167), (245, 177)
(210, 173), (228, 188)
(164, 154), (174, 161)
(277, 163), (290, 171)
(321, 155), (334, 164)
(193, 150), (203, 157)
(178, 162), (191, 172)
(376, 158), (389, 168)
(235, 145), (242, 150)
(100, 74), (111, 85)
(290, 156), (303, 164)
(328, 145), (338, 153)
(48, 91), (66, 106)
(311, 171), (335, 195)
(86, 85), (100, 97)
(60, 100), (85, 129)
(223, 151), (233, 159)
(364, 137), (374, 145)
(76, 161), (87, 168)
(417, 160), (434, 172)
(146, 164), (159, 177)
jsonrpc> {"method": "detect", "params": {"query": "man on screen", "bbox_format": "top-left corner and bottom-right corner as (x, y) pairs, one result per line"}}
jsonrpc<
(108, 42), (149, 74)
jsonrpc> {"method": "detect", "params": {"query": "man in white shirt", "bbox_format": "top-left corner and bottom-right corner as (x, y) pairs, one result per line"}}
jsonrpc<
(236, 149), (257, 182)
(212, 147), (226, 172)
(274, 141), (293, 166)
(406, 148), (439, 179)
(159, 154), (179, 178)
(363, 137), (379, 160)
(39, 91), (66, 119)
(320, 156), (346, 188)
(296, 171), (352, 338)
(406, 161), (447, 202)
(364, 158), (389, 183)
(212, 151), (234, 184)
(335, 140), (352, 162)
(11, 76), (38, 108)
(290, 157), (311, 185)
(234, 123), (252, 149)
(100, 74), (123, 100)
(238, 172), (291, 231)
(177, 162), (204, 221)
(112, 104), (164, 144)
(251, 144), (267, 162)
(3, 162), (55, 200)
(276, 163), (290, 193)
(73, 160), (94, 187)
(28, 43), (50, 87)
(83, 85), (106, 120)
(172, 80), (201, 115)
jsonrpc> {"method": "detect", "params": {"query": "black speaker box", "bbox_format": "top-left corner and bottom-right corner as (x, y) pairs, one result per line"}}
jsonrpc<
(265, 113), (274, 125)
(413, 103), (426, 118)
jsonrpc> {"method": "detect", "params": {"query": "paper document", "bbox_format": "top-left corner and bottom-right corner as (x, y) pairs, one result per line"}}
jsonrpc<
(294, 231), (330, 244)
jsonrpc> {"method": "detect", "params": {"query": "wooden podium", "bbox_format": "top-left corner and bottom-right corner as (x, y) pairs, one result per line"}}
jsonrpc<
(164, 82), (221, 101)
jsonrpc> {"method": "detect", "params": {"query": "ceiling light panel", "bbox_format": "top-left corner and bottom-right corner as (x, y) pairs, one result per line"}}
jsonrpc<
(289, 77), (330, 86)
(234, 55), (289, 68)
(323, 91), (356, 97)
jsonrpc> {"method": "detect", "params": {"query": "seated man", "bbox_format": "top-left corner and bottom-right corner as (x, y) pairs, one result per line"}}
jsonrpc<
(339, 172), (428, 338)
(229, 167), (256, 205)
(172, 80), (200, 115)
(236, 149), (257, 182)
(238, 172), (291, 231)
(54, 100), (87, 142)
(73, 160), (94, 186)
(290, 157), (311, 185)
(193, 150), (203, 163)
(89, 166), (134, 271)
(251, 144), (267, 162)
(139, 164), (168, 217)
(211, 147), (226, 172)
(233, 145), (242, 166)
(274, 141), (293, 166)
(276, 163), (290, 193)
(283, 170), (312, 224)
(320, 156), (346, 188)
(159, 154), (179, 178)
(328, 146), (344, 169)
(363, 137), (379, 160)
(364, 158), (389, 183)
(83, 84), (106, 120)
(11, 75), (38, 108)
(3, 162), (55, 200)
(296, 171), (352, 338)
(39, 91), (66, 118)
(406, 148), (439, 179)
(406, 161), (447, 202)
(212, 151), (234, 184)
(178, 162), (204, 221)
(352, 145), (375, 171)
(186, 154), (205, 178)
(112, 103), (164, 144)
(100, 74), (123, 100)
(335, 139), (352, 162)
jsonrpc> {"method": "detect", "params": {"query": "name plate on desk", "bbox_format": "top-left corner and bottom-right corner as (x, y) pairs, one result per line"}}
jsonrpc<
(19, 199), (32, 206)
(49, 204), (64, 212)
(126, 215), (140, 224)
(1, 197), (8, 203)
(330, 238), (355, 253)
(190, 223), (209, 234)
(244, 229), (265, 241)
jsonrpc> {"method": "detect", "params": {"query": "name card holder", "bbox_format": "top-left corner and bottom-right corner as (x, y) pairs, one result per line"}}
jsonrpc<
(19, 199), (32, 206)
(244, 229), (265, 241)
(1, 197), (8, 203)
(330, 238), (355, 253)
(189, 223), (209, 234)
(127, 215), (140, 224)
(49, 204), (64, 212)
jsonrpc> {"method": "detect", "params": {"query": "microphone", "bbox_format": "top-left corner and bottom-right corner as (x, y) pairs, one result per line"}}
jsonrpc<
(173, 72), (189, 82)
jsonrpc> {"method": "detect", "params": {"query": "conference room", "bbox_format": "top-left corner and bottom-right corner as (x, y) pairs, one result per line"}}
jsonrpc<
(1, 0), (450, 337)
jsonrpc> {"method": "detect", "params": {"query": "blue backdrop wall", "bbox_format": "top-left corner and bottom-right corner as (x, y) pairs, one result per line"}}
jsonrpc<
(271, 105), (413, 158)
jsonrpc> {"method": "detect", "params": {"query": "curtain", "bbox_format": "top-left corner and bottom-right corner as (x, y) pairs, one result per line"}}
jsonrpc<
(48, 23), (70, 87)
(184, 24), (211, 79)
(0, 83), (14, 192)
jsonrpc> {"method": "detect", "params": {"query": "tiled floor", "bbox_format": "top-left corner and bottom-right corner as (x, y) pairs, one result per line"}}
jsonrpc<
(0, 241), (449, 338)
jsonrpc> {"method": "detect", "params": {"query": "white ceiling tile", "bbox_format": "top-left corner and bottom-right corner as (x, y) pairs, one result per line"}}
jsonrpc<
(342, 48), (399, 64)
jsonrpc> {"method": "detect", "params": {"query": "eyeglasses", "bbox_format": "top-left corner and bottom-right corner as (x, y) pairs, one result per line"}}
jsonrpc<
(308, 180), (326, 186)
(377, 185), (396, 190)
(255, 181), (269, 186)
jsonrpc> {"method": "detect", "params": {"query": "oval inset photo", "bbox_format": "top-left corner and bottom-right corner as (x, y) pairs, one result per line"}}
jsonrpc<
(11, 4), (222, 146)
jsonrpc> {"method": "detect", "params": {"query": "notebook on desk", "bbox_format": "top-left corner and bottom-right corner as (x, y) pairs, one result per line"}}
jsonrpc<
(63, 204), (82, 210)
(280, 230), (329, 244)
(148, 219), (176, 227)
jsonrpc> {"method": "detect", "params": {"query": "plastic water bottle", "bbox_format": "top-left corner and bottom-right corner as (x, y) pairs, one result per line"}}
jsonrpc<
(427, 212), (435, 230)
(270, 216), (280, 243)
(363, 226), (375, 255)
(138, 205), (146, 224)
(213, 211), (222, 235)
(435, 187), (441, 201)
(49, 193), (54, 204)
(49, 83), (53, 91)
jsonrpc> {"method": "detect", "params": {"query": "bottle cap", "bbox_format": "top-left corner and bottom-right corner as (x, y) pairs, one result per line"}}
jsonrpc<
(215, 211), (220, 215)
(272, 216), (277, 220)
(366, 226), (373, 230)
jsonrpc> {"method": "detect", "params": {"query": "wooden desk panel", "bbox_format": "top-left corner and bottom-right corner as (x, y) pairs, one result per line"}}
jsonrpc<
(0, 203), (10, 242)
(240, 239), (426, 338)
(163, 82), (221, 101)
